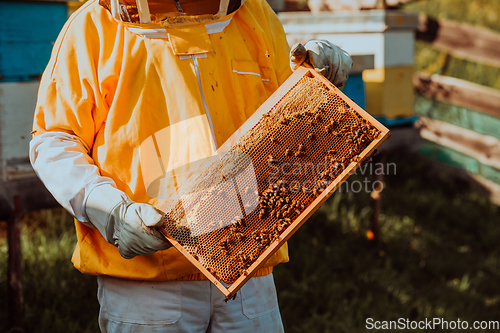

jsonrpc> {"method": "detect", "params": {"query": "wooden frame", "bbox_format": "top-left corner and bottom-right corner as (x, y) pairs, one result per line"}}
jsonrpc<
(156, 67), (390, 299)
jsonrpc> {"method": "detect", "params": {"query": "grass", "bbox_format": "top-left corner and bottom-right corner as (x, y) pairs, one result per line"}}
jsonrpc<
(1, 150), (499, 332)
(403, 0), (500, 32)
(274, 150), (500, 332)
(0, 210), (99, 333)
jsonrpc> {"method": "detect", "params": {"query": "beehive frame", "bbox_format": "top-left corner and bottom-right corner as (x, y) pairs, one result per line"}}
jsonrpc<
(156, 67), (390, 300)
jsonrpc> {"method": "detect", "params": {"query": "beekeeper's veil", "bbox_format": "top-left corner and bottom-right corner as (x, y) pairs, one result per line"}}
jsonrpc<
(99, 0), (245, 27)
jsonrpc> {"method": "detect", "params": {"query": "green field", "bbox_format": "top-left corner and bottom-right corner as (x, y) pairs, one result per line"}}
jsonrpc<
(275, 150), (500, 332)
(1, 150), (499, 332)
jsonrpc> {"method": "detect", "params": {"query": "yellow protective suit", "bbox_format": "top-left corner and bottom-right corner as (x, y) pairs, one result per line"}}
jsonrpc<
(33, 0), (292, 281)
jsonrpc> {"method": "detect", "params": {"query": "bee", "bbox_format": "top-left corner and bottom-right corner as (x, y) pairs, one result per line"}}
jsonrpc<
(224, 294), (238, 303)
(307, 133), (315, 140)
(270, 137), (278, 144)
(285, 149), (291, 157)
(268, 155), (279, 164)
(280, 118), (290, 125)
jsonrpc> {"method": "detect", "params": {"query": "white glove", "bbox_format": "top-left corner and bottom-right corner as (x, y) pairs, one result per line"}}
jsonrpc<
(86, 184), (172, 259)
(30, 131), (171, 259)
(290, 40), (353, 90)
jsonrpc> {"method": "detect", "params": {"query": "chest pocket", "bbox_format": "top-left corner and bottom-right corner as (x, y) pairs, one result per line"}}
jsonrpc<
(231, 60), (274, 117)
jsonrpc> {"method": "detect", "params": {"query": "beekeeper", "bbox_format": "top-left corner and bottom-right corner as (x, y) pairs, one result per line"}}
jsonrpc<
(30, 0), (352, 331)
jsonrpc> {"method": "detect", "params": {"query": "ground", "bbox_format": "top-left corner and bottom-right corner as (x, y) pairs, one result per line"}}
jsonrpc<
(1, 150), (498, 333)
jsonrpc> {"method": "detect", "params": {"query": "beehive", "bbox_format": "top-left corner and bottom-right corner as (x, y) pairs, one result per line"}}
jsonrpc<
(156, 67), (390, 300)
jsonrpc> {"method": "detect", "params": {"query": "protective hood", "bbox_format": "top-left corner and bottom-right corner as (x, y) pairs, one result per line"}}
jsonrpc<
(99, 0), (245, 27)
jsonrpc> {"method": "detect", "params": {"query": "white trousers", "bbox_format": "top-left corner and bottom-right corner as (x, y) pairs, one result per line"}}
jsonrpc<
(97, 274), (285, 333)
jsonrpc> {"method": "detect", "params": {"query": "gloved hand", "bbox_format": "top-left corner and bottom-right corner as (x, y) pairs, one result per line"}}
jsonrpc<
(290, 40), (353, 90)
(85, 184), (172, 259)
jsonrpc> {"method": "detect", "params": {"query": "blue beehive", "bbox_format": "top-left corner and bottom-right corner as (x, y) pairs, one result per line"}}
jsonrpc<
(0, 1), (68, 82)
(343, 74), (365, 110)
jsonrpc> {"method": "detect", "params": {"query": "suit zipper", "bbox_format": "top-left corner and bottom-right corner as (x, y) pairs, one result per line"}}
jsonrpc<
(192, 54), (218, 152)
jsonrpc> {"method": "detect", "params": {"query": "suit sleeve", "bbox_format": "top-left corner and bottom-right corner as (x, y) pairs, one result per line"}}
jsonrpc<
(30, 4), (115, 222)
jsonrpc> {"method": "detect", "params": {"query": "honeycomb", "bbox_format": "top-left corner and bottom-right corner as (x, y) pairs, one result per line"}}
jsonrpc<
(156, 68), (390, 299)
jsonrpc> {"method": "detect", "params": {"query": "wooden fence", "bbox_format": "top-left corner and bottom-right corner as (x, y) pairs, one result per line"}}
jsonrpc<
(414, 15), (500, 203)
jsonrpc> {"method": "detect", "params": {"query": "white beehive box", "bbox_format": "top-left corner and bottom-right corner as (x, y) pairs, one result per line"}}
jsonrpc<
(278, 10), (419, 119)
(0, 81), (39, 181)
(0, 81), (58, 216)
